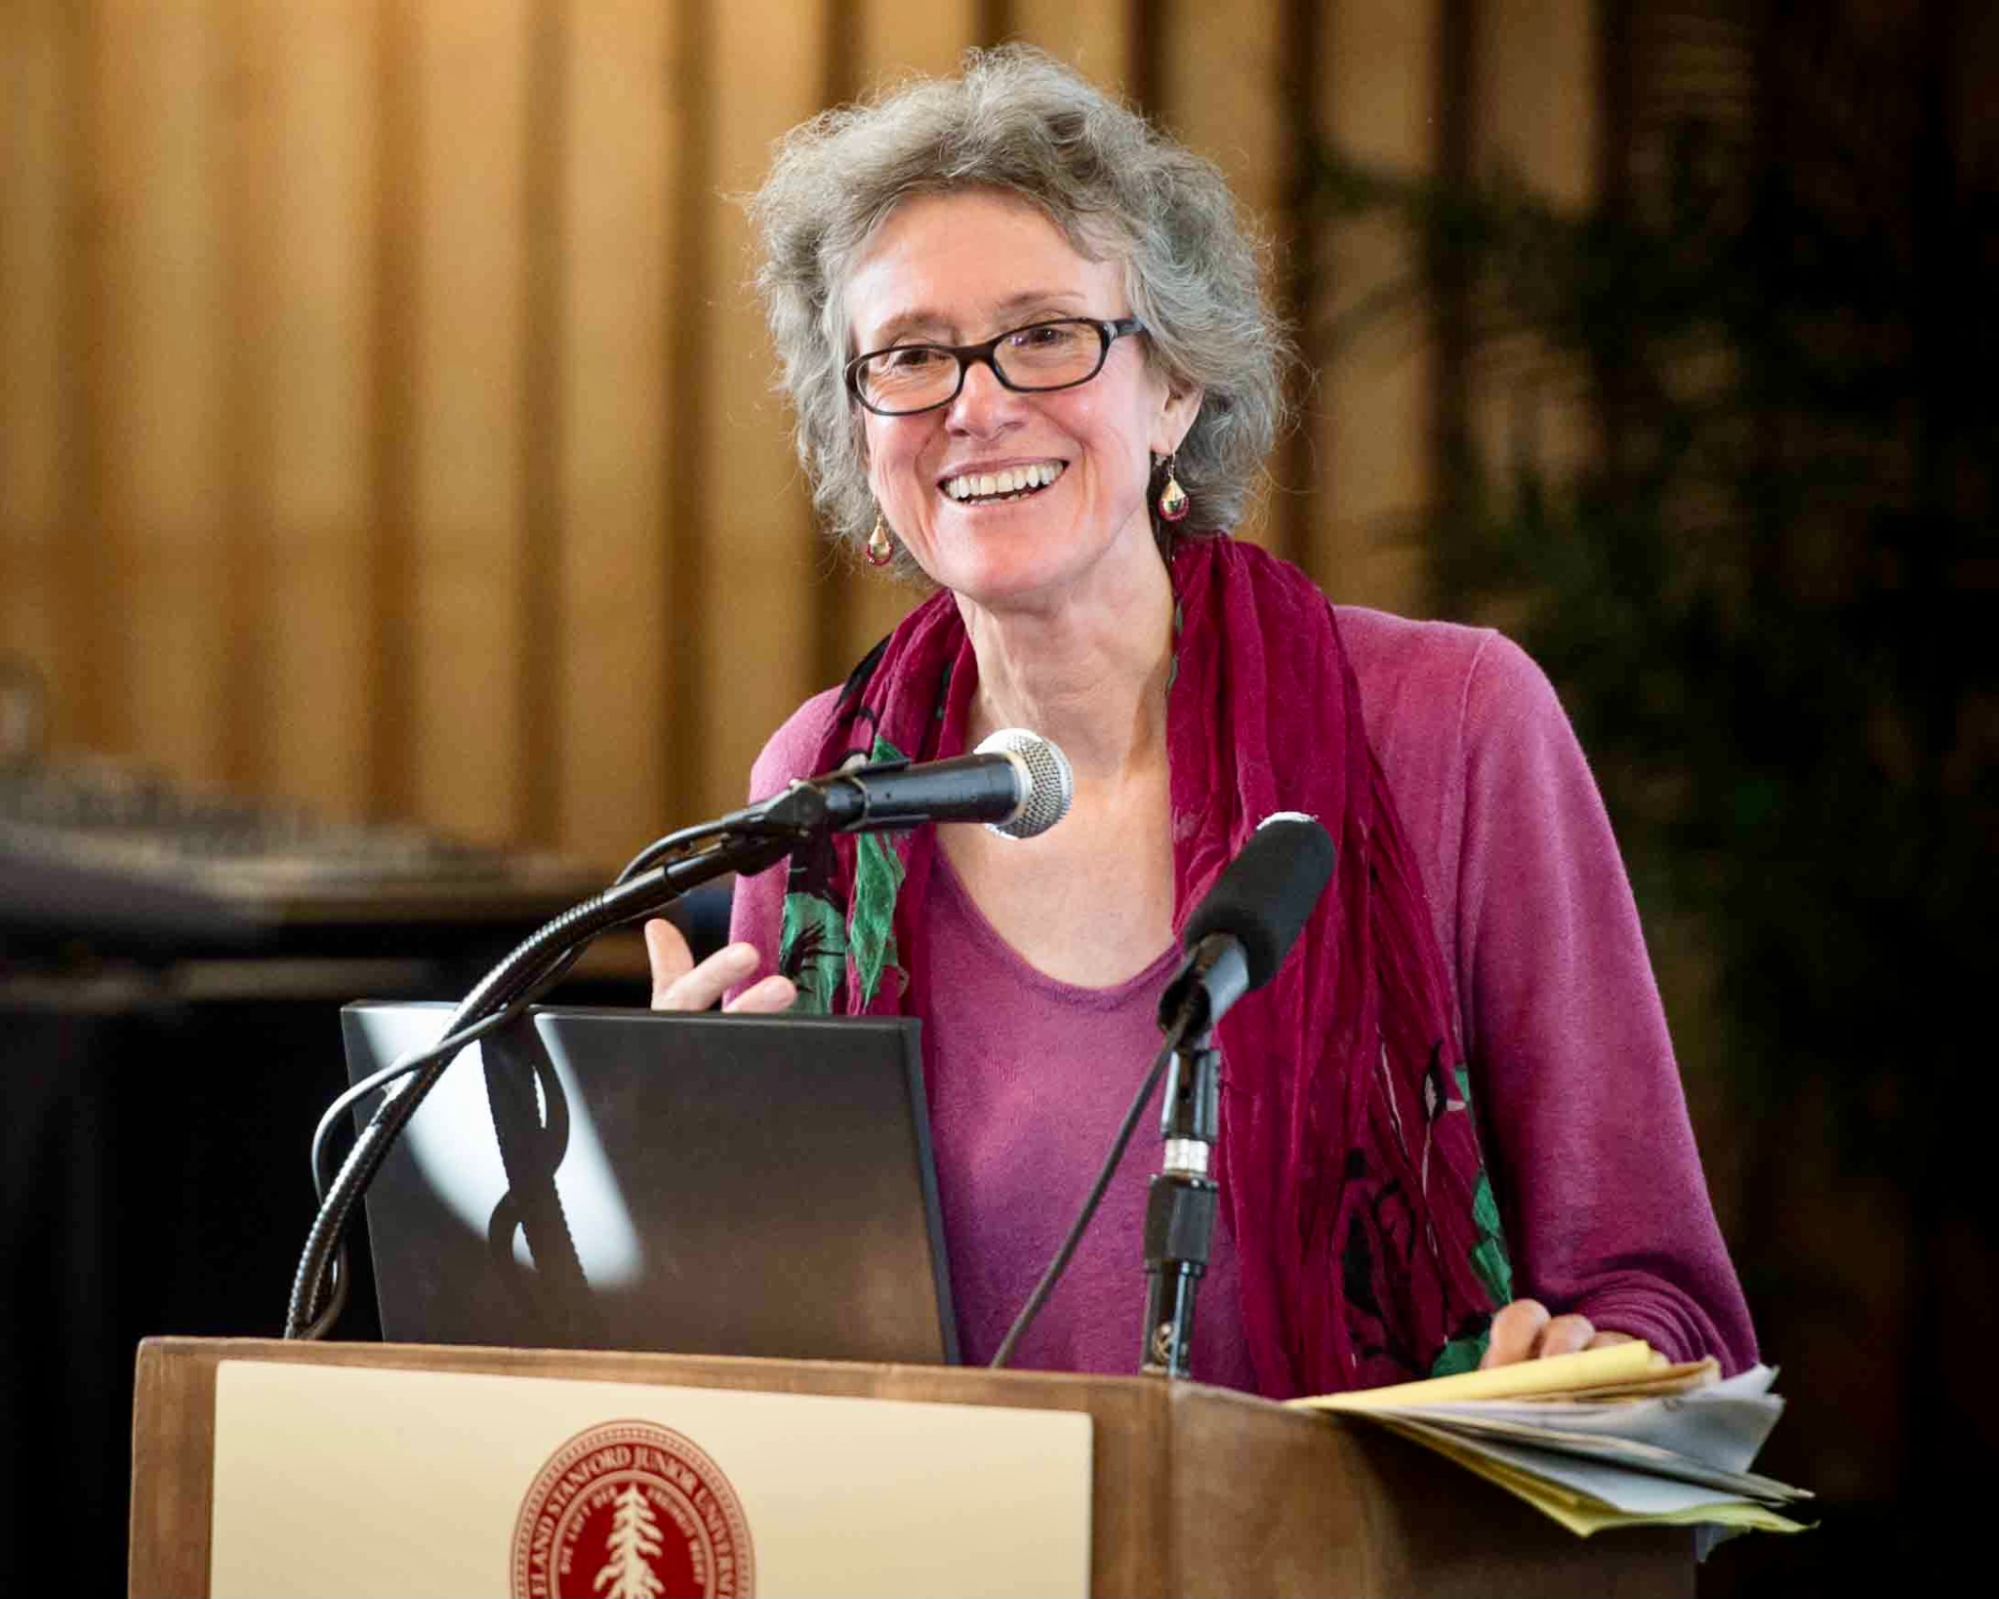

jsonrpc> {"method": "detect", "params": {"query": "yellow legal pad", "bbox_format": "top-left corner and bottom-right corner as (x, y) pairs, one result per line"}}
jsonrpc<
(1287, 1340), (1660, 1413)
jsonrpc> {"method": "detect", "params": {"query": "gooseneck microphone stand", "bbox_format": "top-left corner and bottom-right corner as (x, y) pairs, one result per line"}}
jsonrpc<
(1138, 1029), (1220, 1376)
(284, 783), (841, 1341)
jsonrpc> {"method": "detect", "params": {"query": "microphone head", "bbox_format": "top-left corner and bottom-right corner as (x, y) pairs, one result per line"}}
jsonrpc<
(1182, 813), (1336, 989)
(975, 728), (1074, 840)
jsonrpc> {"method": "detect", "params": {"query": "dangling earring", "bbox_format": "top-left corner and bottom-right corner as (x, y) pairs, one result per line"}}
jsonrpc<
(866, 513), (894, 567)
(1157, 453), (1190, 522)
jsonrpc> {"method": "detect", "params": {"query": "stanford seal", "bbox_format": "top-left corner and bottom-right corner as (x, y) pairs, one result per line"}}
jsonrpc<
(511, 1419), (754, 1598)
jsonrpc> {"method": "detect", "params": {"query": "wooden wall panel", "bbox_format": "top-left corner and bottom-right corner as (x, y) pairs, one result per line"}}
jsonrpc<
(0, 0), (1607, 855)
(228, 0), (379, 819)
(408, 0), (532, 844)
(0, 0), (69, 714)
(92, 0), (233, 784)
(553, 0), (678, 860)
(1309, 0), (1439, 617)
(691, 0), (830, 819)
(1008, 0), (1134, 90)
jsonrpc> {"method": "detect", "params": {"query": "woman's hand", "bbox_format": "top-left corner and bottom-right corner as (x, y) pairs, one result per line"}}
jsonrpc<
(643, 919), (797, 1014)
(1478, 1298), (1644, 1368)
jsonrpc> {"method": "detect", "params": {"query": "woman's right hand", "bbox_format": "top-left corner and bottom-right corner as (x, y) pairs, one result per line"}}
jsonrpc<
(643, 918), (798, 1014)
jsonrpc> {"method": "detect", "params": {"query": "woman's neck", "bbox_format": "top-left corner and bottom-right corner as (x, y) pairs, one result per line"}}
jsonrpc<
(955, 545), (1175, 781)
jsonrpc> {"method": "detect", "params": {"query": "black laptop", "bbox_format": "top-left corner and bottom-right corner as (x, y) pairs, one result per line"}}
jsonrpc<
(339, 1002), (958, 1364)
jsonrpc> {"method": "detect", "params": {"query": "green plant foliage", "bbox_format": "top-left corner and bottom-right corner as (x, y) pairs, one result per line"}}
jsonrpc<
(1306, 116), (1997, 1203)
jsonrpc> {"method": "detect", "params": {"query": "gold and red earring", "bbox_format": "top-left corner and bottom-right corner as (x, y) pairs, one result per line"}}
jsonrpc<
(1157, 454), (1190, 522)
(866, 514), (894, 566)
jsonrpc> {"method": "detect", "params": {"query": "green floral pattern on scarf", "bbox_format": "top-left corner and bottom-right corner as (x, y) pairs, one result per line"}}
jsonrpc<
(1426, 1065), (1516, 1376)
(779, 891), (845, 1015)
(778, 734), (908, 1013)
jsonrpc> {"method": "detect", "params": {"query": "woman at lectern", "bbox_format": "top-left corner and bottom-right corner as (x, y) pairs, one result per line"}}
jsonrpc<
(643, 48), (1755, 1399)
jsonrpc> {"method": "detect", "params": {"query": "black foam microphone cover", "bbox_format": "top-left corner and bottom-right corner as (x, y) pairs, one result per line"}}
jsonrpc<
(1181, 814), (1337, 988)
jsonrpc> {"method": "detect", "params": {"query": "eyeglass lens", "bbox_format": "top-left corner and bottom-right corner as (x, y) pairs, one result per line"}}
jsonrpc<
(855, 320), (1106, 413)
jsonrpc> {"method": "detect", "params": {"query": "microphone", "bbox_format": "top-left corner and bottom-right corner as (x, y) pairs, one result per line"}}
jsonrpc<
(773, 727), (1074, 840)
(1157, 813), (1336, 1039)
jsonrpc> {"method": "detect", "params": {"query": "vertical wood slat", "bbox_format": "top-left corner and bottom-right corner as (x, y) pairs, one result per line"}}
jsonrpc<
(408, 0), (531, 844)
(663, 0), (715, 824)
(1467, 0), (1599, 489)
(1308, 0), (1441, 617)
(553, 0), (678, 860)
(1154, 0), (1292, 556)
(1008, 0), (1134, 90)
(92, 0), (233, 785)
(519, 0), (568, 848)
(367, 0), (420, 823)
(218, 0), (272, 796)
(854, 0), (980, 93)
(57, 2), (104, 759)
(0, 0), (70, 729)
(692, 0), (831, 820)
(1431, 0), (1477, 556)
(237, 0), (380, 821)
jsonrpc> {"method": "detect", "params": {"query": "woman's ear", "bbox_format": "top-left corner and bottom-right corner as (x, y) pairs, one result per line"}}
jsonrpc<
(1152, 382), (1205, 458)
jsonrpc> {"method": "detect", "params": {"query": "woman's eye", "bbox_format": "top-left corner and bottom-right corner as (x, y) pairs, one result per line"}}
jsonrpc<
(1009, 323), (1074, 349)
(883, 346), (945, 371)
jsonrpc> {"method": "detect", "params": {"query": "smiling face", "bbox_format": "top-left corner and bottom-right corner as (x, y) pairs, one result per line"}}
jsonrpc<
(843, 189), (1199, 612)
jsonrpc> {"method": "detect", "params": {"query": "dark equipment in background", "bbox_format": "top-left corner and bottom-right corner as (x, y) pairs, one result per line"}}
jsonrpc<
(0, 714), (703, 1599)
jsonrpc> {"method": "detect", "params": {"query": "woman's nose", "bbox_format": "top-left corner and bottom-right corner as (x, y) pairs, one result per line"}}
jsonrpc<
(946, 357), (1026, 436)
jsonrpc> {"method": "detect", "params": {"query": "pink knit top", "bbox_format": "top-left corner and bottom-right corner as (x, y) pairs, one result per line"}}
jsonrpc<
(730, 605), (1757, 1395)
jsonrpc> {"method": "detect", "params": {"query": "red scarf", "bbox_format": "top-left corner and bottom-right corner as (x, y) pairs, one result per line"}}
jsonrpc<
(778, 537), (1512, 1394)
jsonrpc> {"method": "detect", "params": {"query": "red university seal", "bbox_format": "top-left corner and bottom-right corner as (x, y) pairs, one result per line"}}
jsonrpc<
(511, 1419), (754, 1599)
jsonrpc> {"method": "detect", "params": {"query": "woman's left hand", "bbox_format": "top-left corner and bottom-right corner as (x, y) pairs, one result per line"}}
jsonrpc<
(1478, 1298), (1639, 1368)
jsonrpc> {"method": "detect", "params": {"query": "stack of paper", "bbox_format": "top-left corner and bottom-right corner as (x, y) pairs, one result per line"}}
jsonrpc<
(1288, 1342), (1812, 1544)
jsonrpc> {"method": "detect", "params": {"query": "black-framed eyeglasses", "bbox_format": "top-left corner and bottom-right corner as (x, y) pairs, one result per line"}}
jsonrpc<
(846, 316), (1147, 417)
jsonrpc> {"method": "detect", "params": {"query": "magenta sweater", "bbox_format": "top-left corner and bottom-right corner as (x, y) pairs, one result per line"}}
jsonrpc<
(730, 606), (1758, 1395)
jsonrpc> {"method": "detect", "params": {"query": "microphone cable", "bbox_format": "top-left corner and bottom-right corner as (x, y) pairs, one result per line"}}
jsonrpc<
(991, 814), (1335, 1371)
(989, 1040), (1174, 1371)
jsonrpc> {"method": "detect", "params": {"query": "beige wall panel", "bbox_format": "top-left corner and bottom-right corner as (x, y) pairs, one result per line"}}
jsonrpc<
(1156, 0), (1287, 552)
(695, 0), (830, 817)
(94, 0), (232, 784)
(409, 0), (531, 843)
(1008, 0), (1133, 87)
(0, 1), (68, 709)
(238, 0), (380, 819)
(855, 0), (979, 85)
(555, 0), (677, 861)
(1313, 0), (1438, 617)
(1468, 0), (1598, 493)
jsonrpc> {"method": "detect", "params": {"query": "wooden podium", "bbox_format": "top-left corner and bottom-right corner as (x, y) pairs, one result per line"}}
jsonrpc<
(130, 1337), (1693, 1597)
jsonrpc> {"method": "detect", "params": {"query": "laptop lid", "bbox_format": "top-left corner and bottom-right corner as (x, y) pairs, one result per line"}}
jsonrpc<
(339, 1002), (957, 1365)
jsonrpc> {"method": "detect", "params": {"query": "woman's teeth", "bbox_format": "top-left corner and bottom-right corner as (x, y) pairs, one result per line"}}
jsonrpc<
(943, 462), (1064, 502)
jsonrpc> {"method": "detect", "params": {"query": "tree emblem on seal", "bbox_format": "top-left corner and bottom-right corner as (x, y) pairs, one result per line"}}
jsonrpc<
(511, 1419), (754, 1598)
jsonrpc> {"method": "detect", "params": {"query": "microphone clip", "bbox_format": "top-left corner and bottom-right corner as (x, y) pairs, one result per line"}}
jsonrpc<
(1139, 1029), (1221, 1379)
(1157, 933), (1250, 1046)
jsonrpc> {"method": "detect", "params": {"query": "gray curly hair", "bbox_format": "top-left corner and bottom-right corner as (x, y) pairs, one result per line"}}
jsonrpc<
(748, 46), (1294, 572)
